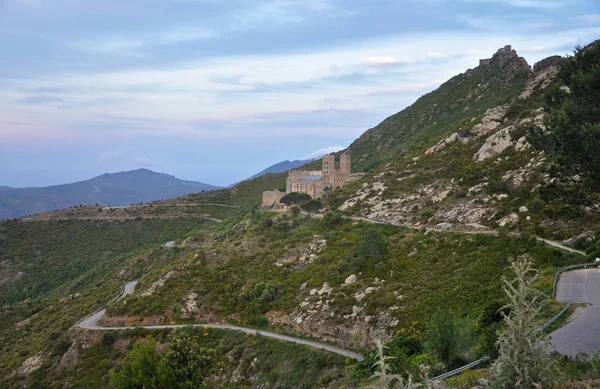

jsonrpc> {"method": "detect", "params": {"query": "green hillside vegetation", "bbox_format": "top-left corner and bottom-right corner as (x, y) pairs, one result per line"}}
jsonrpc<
(2, 41), (600, 388)
(187, 172), (288, 207)
(347, 48), (531, 172)
(0, 218), (207, 304)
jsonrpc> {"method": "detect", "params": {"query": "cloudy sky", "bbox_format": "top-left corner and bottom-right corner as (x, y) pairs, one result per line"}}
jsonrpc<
(1, 0), (598, 187)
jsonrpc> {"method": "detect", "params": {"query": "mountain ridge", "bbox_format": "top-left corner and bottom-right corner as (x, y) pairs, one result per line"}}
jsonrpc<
(245, 159), (313, 181)
(0, 168), (220, 220)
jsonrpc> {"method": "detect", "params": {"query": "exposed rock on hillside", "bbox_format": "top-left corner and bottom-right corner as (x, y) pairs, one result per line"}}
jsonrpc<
(471, 105), (508, 135)
(474, 126), (515, 161)
(425, 132), (469, 155)
(481, 45), (532, 83)
(16, 352), (44, 376)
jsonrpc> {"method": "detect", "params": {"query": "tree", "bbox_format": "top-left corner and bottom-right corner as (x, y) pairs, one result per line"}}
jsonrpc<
(164, 327), (216, 389)
(530, 41), (600, 181)
(355, 230), (387, 272)
(111, 338), (174, 389)
(428, 311), (458, 368)
(301, 199), (322, 213)
(280, 192), (312, 207)
(490, 255), (555, 388)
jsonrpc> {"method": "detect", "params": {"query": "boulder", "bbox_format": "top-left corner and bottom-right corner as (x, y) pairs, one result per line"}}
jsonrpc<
(474, 126), (514, 162)
(344, 274), (357, 285)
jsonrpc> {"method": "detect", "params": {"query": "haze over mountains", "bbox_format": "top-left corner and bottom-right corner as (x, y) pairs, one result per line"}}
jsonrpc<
(0, 150), (336, 219)
(245, 159), (312, 181)
(0, 169), (219, 220)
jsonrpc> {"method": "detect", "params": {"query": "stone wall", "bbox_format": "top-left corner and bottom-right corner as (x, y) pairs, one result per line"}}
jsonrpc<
(262, 190), (286, 208)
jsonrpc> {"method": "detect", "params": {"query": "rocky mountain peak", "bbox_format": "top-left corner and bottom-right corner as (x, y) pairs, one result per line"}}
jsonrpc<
(479, 45), (532, 81)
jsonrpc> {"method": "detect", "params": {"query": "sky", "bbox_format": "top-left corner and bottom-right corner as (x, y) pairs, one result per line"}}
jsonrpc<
(0, 0), (598, 187)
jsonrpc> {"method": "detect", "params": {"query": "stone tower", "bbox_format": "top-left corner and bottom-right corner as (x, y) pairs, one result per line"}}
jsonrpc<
(322, 154), (335, 180)
(340, 153), (351, 176)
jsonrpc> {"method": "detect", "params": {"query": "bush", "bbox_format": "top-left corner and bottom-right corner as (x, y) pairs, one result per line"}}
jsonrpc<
(490, 255), (556, 388)
(280, 192), (312, 207)
(301, 199), (322, 213)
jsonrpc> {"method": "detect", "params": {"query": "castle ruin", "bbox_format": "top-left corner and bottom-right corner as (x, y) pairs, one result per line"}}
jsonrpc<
(261, 153), (358, 208)
(479, 45), (512, 66)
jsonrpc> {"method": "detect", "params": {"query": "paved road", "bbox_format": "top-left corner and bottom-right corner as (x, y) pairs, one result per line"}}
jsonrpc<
(77, 281), (364, 361)
(536, 237), (586, 256)
(549, 268), (600, 356)
(303, 212), (586, 256)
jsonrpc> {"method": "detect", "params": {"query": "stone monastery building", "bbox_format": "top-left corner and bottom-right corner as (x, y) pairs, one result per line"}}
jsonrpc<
(262, 153), (358, 208)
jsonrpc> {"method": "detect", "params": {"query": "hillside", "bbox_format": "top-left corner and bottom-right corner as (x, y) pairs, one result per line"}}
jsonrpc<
(2, 42), (600, 389)
(0, 169), (219, 220)
(324, 43), (600, 252)
(347, 45), (532, 172)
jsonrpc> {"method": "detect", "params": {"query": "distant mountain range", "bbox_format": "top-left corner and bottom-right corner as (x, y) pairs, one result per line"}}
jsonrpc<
(246, 159), (312, 180)
(0, 169), (219, 220)
(0, 186), (13, 191)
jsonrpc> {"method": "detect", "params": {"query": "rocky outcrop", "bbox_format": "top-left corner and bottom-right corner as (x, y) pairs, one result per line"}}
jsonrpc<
(533, 55), (565, 73)
(471, 105), (509, 135)
(425, 132), (469, 155)
(181, 292), (199, 317)
(275, 235), (327, 267)
(141, 271), (176, 297)
(271, 280), (399, 348)
(474, 126), (514, 161)
(561, 231), (594, 248)
(482, 45), (532, 83)
(520, 56), (563, 100)
(16, 352), (44, 376)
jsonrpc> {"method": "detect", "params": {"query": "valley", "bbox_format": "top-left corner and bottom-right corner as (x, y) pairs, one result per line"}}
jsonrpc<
(2, 40), (600, 388)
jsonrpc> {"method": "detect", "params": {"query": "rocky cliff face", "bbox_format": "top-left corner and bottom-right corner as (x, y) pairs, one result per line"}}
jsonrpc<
(480, 45), (532, 83)
(347, 45), (533, 172)
(335, 48), (588, 236)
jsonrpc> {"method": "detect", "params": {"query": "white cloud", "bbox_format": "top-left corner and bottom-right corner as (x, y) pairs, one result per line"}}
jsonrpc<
(99, 151), (156, 167)
(302, 146), (345, 160)
(5, 25), (600, 144)
(69, 25), (218, 56)
(158, 26), (217, 44)
(69, 37), (146, 57)
(463, 0), (571, 8)
(232, 0), (335, 29)
(99, 151), (126, 164)
(363, 56), (399, 67)
(133, 156), (156, 167)
(571, 14), (600, 25)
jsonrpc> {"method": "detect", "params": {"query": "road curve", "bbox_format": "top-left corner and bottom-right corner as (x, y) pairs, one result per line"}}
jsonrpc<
(535, 237), (586, 256)
(77, 281), (364, 361)
(549, 268), (600, 356)
(324, 213), (586, 256)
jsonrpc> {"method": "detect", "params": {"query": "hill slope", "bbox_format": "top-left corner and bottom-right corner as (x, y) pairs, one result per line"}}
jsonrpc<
(347, 45), (532, 171)
(2, 42), (600, 389)
(0, 169), (219, 219)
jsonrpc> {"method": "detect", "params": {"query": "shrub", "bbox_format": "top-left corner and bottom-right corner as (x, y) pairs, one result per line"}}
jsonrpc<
(490, 255), (556, 388)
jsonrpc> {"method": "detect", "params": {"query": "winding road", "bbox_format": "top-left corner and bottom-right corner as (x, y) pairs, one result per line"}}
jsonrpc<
(549, 268), (600, 356)
(303, 212), (586, 256)
(75, 212), (589, 365)
(77, 281), (364, 361)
